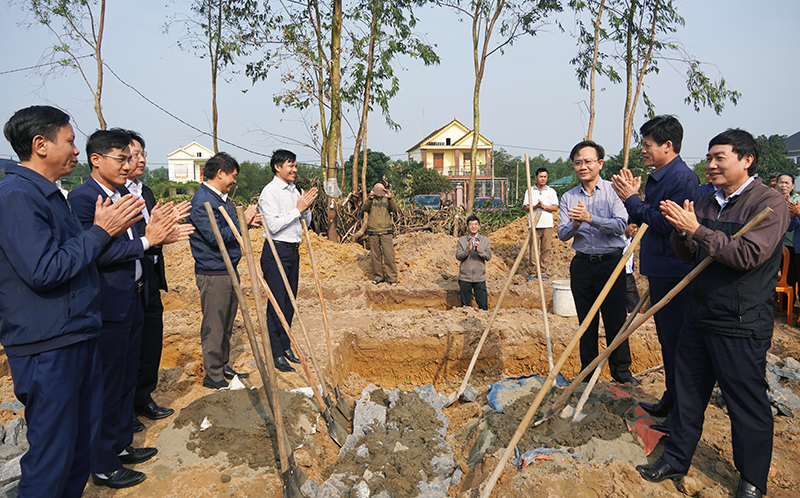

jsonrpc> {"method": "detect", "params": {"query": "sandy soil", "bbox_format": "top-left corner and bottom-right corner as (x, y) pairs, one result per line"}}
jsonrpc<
(1, 216), (799, 497)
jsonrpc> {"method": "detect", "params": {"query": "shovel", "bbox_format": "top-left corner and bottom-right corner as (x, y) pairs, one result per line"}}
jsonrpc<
(480, 206), (775, 498)
(478, 222), (647, 498)
(203, 203), (307, 497)
(301, 219), (354, 421)
(218, 207), (350, 447)
(444, 212), (542, 407)
(538, 206), (775, 425)
(524, 153), (553, 372)
(567, 289), (650, 423)
(261, 219), (352, 433)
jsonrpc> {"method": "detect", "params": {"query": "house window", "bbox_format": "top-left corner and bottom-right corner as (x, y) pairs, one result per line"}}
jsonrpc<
(175, 164), (188, 178)
(446, 138), (451, 145)
(196, 152), (202, 158)
(463, 152), (471, 167)
(433, 153), (444, 171)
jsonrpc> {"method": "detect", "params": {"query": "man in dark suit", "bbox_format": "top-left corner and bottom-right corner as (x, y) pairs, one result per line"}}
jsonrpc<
(1, 106), (145, 498)
(125, 131), (175, 432)
(68, 129), (191, 489)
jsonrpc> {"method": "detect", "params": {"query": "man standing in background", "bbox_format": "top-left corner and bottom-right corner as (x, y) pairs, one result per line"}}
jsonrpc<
(455, 215), (492, 310)
(523, 167), (558, 280)
(364, 180), (399, 285)
(125, 131), (176, 431)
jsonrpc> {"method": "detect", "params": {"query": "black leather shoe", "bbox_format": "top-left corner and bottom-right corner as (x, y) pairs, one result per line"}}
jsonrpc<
(92, 468), (147, 488)
(118, 445), (158, 465)
(203, 376), (229, 389)
(133, 415), (145, 433)
(736, 478), (763, 498)
(135, 400), (175, 420)
(636, 460), (685, 483)
(617, 376), (642, 386)
(640, 401), (670, 418)
(650, 414), (672, 434)
(223, 365), (250, 380)
(274, 356), (296, 372)
(284, 348), (301, 364)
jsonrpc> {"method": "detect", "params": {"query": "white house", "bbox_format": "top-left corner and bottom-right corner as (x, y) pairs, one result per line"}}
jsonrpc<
(167, 141), (214, 183)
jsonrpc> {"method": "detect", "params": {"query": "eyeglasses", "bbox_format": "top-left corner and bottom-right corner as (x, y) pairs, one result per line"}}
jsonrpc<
(573, 159), (598, 167)
(101, 153), (133, 165)
(133, 151), (148, 159)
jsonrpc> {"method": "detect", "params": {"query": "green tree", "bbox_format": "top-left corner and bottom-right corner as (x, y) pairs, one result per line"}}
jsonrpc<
(571, 0), (740, 169)
(343, 149), (391, 194)
(231, 160), (273, 203)
(140, 166), (169, 184)
(166, 0), (265, 153)
(344, 0), (439, 199)
(60, 162), (91, 188)
(384, 158), (424, 195)
(439, 0), (561, 215)
(601, 146), (646, 183)
(408, 167), (454, 197)
(27, 0), (108, 128)
(756, 134), (798, 179)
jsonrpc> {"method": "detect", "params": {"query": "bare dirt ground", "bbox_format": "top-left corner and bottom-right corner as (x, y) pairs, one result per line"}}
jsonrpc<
(2, 215), (800, 497)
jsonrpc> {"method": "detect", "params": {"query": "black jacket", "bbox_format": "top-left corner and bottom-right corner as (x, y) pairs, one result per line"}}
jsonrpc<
(671, 179), (788, 338)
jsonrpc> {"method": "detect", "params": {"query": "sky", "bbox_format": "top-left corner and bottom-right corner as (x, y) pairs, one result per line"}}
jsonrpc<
(1, 0), (798, 171)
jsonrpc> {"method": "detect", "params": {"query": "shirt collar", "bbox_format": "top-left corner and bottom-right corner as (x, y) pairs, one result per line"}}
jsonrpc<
(203, 181), (228, 201)
(96, 179), (118, 199)
(714, 176), (755, 208)
(3, 163), (61, 198)
(272, 175), (294, 190)
(580, 179), (603, 196)
(649, 155), (683, 182)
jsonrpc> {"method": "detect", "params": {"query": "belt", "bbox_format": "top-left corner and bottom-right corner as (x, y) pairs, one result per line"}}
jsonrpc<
(274, 240), (300, 251)
(575, 249), (622, 263)
(134, 280), (144, 293)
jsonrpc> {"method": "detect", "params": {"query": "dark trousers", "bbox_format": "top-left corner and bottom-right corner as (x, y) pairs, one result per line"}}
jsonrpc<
(261, 241), (299, 358)
(662, 322), (772, 494)
(625, 273), (640, 313)
(459, 280), (488, 310)
(8, 339), (103, 498)
(570, 254), (632, 381)
(648, 275), (689, 412)
(134, 290), (163, 407)
(196, 273), (238, 383)
(91, 292), (144, 474)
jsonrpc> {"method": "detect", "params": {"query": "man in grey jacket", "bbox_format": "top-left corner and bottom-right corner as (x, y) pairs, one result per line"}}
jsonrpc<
(456, 215), (492, 310)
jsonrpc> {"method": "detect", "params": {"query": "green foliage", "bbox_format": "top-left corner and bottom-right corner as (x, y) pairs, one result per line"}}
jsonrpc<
(59, 162), (92, 189)
(232, 160), (273, 203)
(756, 134), (799, 179)
(601, 147), (647, 181)
(691, 159), (707, 181)
(342, 149), (392, 194)
(140, 166), (169, 184)
(407, 168), (453, 197)
(384, 158), (424, 196)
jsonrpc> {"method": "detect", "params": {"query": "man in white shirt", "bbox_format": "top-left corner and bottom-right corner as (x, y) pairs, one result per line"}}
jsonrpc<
(523, 167), (559, 279)
(258, 149), (317, 372)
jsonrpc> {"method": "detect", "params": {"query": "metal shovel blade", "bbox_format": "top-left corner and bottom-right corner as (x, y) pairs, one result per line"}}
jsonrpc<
(281, 463), (308, 498)
(322, 408), (348, 447)
(325, 394), (351, 434)
(334, 385), (354, 421)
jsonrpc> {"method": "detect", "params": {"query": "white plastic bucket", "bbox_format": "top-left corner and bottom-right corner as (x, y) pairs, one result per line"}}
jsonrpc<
(551, 279), (577, 317)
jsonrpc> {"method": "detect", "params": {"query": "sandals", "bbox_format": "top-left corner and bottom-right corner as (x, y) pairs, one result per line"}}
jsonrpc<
(372, 280), (382, 285)
(388, 282), (398, 286)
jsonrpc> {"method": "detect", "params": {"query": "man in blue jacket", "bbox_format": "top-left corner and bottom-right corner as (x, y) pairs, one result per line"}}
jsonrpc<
(612, 115), (699, 433)
(69, 129), (191, 489)
(188, 152), (260, 389)
(0, 106), (144, 498)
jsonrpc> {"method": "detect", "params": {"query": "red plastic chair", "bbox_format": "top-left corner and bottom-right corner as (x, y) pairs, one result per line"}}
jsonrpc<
(776, 246), (794, 324)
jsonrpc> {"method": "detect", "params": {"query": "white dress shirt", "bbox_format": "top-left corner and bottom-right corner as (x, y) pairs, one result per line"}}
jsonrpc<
(258, 176), (312, 243)
(125, 178), (150, 222)
(98, 181), (148, 281)
(523, 185), (559, 228)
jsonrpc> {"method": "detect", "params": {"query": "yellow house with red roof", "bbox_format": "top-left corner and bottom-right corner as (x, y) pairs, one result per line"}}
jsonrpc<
(406, 119), (505, 207)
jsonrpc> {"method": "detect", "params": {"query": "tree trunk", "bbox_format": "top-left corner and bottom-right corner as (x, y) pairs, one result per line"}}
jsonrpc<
(326, 0), (343, 181)
(210, 0), (222, 153)
(93, 0), (107, 129)
(586, 0), (605, 140)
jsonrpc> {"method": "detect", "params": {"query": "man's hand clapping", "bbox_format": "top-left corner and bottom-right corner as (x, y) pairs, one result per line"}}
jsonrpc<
(297, 187), (318, 212)
(93, 194), (145, 238)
